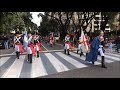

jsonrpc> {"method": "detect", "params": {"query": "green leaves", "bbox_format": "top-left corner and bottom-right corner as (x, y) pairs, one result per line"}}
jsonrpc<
(0, 12), (37, 34)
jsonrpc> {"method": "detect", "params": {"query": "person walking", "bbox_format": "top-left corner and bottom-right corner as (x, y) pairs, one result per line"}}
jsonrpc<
(34, 33), (42, 58)
(115, 36), (120, 53)
(27, 31), (36, 63)
(85, 30), (107, 68)
(64, 34), (70, 55)
(14, 32), (24, 59)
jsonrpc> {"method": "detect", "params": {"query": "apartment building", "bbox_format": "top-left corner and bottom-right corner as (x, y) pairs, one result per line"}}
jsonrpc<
(91, 12), (111, 32)
(46, 12), (111, 33)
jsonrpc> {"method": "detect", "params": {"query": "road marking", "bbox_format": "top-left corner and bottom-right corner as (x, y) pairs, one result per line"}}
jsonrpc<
(1, 55), (25, 78)
(31, 55), (48, 78)
(41, 43), (49, 51)
(56, 52), (88, 68)
(105, 54), (120, 61)
(71, 51), (101, 65)
(45, 53), (69, 72)
(0, 57), (11, 67)
(105, 52), (120, 57)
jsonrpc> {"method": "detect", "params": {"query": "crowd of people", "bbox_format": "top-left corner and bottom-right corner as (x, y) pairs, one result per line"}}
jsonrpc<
(13, 31), (41, 63)
(12, 30), (120, 68)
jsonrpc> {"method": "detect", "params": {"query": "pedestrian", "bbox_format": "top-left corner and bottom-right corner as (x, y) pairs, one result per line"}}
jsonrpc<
(27, 31), (36, 63)
(64, 34), (70, 55)
(4, 36), (9, 49)
(14, 31), (24, 59)
(34, 32), (42, 58)
(108, 40), (113, 53)
(115, 36), (120, 53)
(49, 34), (53, 47)
(77, 35), (83, 57)
(85, 30), (107, 68)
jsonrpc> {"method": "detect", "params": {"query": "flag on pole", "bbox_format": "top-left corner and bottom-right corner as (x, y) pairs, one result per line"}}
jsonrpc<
(80, 29), (89, 53)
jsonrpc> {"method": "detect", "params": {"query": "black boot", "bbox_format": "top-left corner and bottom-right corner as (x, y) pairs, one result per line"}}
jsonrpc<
(77, 50), (79, 54)
(86, 53), (88, 57)
(37, 51), (39, 57)
(80, 52), (83, 57)
(27, 54), (30, 62)
(16, 52), (19, 59)
(101, 56), (107, 68)
(64, 49), (66, 54)
(92, 61), (94, 65)
(67, 49), (70, 55)
(18, 52), (20, 59)
(30, 54), (32, 63)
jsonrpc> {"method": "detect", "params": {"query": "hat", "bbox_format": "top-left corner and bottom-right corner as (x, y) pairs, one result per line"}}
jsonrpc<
(27, 31), (32, 34)
(15, 31), (20, 35)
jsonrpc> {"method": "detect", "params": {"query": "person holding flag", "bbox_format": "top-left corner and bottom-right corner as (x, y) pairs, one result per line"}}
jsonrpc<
(14, 31), (24, 59)
(64, 34), (70, 55)
(34, 32), (42, 57)
(23, 31), (28, 51)
(77, 35), (83, 57)
(27, 31), (36, 63)
(79, 30), (89, 57)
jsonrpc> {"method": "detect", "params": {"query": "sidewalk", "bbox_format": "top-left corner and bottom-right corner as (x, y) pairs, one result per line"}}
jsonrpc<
(0, 47), (14, 55)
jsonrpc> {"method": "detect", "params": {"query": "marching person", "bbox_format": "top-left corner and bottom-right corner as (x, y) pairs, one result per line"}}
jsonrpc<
(14, 31), (24, 59)
(64, 34), (70, 55)
(34, 32), (42, 57)
(49, 34), (53, 47)
(85, 30), (107, 68)
(27, 31), (36, 63)
(77, 35), (83, 57)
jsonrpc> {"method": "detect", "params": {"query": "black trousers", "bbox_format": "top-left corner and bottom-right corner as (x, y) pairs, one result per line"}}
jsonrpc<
(16, 51), (20, 59)
(28, 54), (33, 63)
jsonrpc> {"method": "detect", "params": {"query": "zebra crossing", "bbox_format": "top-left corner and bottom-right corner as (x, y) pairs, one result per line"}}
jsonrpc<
(0, 51), (120, 78)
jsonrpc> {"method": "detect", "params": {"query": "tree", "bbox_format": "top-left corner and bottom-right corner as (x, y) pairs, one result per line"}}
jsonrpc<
(43, 12), (74, 39)
(0, 12), (37, 34)
(38, 13), (59, 36)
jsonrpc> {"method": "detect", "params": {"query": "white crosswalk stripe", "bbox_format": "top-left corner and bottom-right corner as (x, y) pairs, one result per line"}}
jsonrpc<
(1, 56), (25, 78)
(0, 57), (11, 67)
(31, 55), (48, 78)
(56, 52), (88, 68)
(71, 51), (101, 65)
(45, 53), (69, 72)
(0, 51), (120, 78)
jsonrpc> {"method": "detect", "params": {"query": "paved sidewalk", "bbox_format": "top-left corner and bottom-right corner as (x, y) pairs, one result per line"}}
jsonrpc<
(0, 47), (14, 55)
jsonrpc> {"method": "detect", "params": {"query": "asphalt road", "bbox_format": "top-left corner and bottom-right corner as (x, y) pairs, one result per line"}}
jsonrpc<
(40, 61), (120, 78)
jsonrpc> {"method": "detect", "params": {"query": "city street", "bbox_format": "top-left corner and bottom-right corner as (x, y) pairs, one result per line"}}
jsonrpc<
(0, 41), (120, 78)
(0, 12), (120, 78)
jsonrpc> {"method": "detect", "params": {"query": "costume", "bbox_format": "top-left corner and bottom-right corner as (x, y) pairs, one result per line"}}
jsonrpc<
(64, 35), (70, 55)
(14, 35), (24, 59)
(27, 35), (36, 63)
(34, 35), (42, 57)
(49, 36), (53, 47)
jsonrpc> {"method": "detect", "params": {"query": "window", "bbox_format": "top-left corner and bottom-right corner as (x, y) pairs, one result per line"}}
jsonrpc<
(105, 26), (109, 28)
(95, 17), (99, 20)
(94, 21), (99, 24)
(94, 26), (99, 28)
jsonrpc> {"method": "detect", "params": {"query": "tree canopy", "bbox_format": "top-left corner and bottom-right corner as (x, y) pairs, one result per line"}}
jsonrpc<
(0, 12), (37, 35)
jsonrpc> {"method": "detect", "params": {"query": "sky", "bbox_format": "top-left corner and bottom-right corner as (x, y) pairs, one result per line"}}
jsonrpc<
(30, 12), (44, 26)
